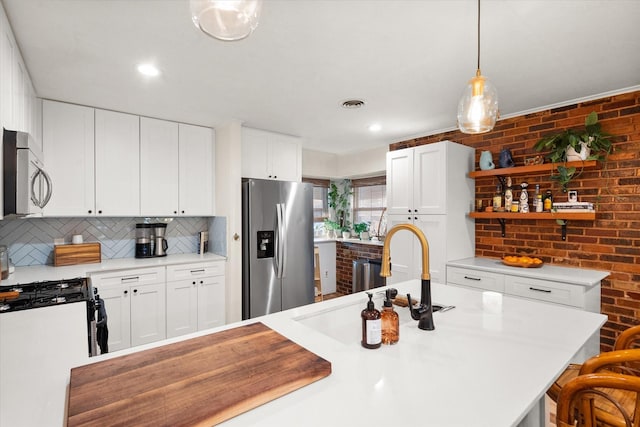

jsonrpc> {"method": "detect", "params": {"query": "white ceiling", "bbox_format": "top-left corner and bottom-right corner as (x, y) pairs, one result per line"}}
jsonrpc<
(3, 0), (640, 155)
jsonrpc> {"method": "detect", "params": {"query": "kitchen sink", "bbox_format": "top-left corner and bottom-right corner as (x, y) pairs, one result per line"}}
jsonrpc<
(293, 293), (455, 345)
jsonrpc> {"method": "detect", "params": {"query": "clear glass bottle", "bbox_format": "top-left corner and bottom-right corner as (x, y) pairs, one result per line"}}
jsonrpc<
(493, 184), (502, 210)
(381, 290), (399, 345)
(535, 184), (543, 212)
(361, 293), (381, 349)
(504, 177), (513, 212)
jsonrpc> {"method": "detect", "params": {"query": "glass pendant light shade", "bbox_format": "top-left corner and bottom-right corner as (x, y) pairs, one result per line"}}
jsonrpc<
(190, 0), (263, 41)
(457, 69), (499, 134)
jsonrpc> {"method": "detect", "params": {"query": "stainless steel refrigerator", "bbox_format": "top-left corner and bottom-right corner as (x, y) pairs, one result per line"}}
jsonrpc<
(242, 179), (314, 319)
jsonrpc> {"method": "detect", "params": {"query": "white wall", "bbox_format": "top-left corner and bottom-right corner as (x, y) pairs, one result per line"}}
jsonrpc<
(214, 121), (243, 324)
(302, 145), (387, 179)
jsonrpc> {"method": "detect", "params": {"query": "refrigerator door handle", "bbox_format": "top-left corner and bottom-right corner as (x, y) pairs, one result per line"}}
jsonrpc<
(275, 203), (286, 278)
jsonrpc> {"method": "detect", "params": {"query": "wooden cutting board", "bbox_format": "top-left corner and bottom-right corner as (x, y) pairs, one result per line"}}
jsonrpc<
(67, 322), (331, 427)
(54, 243), (101, 266)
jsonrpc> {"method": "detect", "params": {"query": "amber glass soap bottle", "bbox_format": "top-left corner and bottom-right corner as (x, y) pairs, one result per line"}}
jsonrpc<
(381, 289), (399, 345)
(361, 292), (381, 349)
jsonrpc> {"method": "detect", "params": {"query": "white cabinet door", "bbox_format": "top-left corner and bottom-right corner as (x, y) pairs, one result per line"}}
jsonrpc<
(414, 215), (447, 284)
(385, 215), (416, 285)
(0, 10), (15, 130)
(242, 127), (301, 182)
(166, 279), (198, 338)
(270, 134), (300, 181)
(130, 282), (166, 347)
(386, 215), (447, 284)
(242, 127), (271, 179)
(140, 117), (179, 216)
(386, 148), (413, 215)
(413, 144), (446, 215)
(197, 275), (225, 330)
(179, 123), (214, 216)
(42, 100), (96, 216)
(95, 109), (140, 216)
(98, 285), (131, 352)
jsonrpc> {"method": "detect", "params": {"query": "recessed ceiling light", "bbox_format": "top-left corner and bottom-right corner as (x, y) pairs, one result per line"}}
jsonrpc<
(137, 63), (160, 77)
(368, 123), (382, 132)
(341, 99), (365, 109)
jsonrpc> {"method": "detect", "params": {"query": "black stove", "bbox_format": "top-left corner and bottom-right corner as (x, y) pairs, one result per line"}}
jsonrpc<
(0, 278), (89, 312)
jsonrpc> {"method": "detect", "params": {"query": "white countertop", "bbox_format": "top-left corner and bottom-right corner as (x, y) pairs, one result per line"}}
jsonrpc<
(314, 237), (384, 246)
(68, 280), (605, 427)
(447, 256), (609, 287)
(2, 253), (226, 286)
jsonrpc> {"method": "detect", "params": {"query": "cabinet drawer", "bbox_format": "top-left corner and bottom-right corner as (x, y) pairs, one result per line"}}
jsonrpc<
(166, 261), (225, 281)
(446, 266), (504, 292)
(89, 266), (166, 289)
(504, 275), (584, 308)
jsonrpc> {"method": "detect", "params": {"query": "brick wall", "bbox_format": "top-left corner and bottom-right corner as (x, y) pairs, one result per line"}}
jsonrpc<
(389, 90), (640, 352)
(336, 242), (384, 295)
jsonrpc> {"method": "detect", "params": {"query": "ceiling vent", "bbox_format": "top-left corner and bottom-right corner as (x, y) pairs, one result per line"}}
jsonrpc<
(341, 99), (365, 109)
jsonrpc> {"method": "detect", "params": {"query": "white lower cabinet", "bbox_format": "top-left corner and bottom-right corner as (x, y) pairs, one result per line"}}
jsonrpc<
(166, 261), (225, 338)
(386, 214), (470, 285)
(90, 267), (166, 352)
(446, 260), (606, 360)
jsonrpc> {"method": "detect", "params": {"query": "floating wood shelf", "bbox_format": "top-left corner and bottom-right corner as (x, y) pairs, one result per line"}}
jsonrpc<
(469, 211), (596, 221)
(469, 211), (596, 240)
(468, 160), (598, 178)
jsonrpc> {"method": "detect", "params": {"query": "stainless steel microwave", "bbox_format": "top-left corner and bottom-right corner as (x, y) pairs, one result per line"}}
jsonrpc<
(3, 129), (52, 216)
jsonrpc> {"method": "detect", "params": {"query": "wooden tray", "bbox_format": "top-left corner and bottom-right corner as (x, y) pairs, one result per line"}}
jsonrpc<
(54, 243), (101, 267)
(67, 322), (331, 427)
(501, 256), (544, 268)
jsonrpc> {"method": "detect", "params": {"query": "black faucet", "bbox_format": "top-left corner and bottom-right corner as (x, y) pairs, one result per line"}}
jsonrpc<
(380, 223), (435, 331)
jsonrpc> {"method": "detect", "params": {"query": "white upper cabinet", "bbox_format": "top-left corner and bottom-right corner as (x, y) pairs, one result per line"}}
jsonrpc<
(140, 117), (179, 216)
(387, 144), (446, 215)
(387, 142), (473, 215)
(241, 127), (301, 182)
(42, 100), (95, 216)
(179, 123), (215, 216)
(41, 100), (216, 218)
(140, 119), (215, 216)
(95, 109), (140, 216)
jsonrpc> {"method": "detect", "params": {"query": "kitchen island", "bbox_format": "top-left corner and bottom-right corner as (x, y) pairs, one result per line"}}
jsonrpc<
(59, 279), (605, 427)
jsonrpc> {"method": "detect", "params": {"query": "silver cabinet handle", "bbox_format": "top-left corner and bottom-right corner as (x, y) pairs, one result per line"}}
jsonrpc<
(121, 276), (140, 283)
(190, 269), (206, 274)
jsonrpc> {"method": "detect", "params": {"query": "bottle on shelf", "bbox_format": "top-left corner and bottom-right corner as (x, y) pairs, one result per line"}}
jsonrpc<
(543, 190), (553, 212)
(381, 289), (399, 345)
(504, 177), (513, 212)
(519, 182), (529, 213)
(361, 292), (381, 349)
(535, 184), (543, 212)
(493, 184), (502, 211)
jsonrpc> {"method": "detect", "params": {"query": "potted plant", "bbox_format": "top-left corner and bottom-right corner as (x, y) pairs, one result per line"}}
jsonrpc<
(533, 111), (614, 163)
(328, 180), (352, 231)
(533, 111), (615, 191)
(341, 226), (352, 239)
(323, 219), (340, 239)
(353, 222), (370, 240)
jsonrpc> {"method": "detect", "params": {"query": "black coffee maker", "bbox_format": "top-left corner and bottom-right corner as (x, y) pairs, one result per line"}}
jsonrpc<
(135, 223), (153, 258)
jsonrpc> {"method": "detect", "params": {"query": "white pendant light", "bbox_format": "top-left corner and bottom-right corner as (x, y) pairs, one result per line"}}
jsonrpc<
(190, 0), (263, 41)
(457, 0), (499, 134)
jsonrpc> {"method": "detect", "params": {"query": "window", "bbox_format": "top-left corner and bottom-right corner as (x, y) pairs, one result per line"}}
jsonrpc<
(352, 176), (386, 235)
(303, 178), (329, 222)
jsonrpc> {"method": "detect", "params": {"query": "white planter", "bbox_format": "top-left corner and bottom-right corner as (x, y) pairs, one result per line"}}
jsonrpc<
(342, 231), (351, 239)
(566, 143), (591, 162)
(359, 231), (369, 240)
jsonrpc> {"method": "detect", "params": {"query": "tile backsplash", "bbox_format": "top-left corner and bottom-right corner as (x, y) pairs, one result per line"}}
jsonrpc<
(0, 216), (221, 266)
